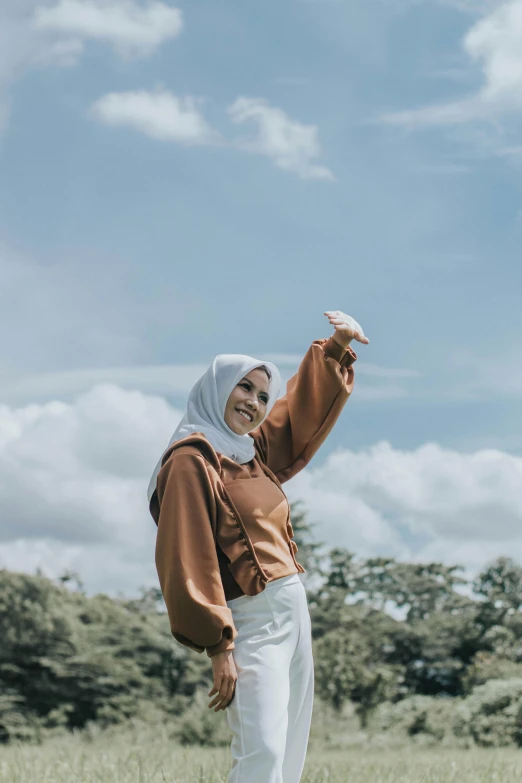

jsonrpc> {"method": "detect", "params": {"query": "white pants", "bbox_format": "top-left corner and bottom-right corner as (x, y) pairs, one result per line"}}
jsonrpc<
(225, 573), (314, 783)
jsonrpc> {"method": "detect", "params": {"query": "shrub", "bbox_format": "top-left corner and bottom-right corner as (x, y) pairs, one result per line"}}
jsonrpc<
(0, 570), (209, 740)
(462, 652), (522, 693)
(171, 688), (232, 747)
(453, 678), (522, 747)
(0, 692), (40, 744)
(373, 695), (456, 744)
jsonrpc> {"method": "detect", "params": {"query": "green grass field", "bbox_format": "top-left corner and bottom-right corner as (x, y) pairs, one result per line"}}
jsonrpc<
(1, 730), (521, 783)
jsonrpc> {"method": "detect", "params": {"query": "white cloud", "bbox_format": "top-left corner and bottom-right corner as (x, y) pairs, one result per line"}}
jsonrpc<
(0, 538), (158, 596)
(1, 382), (521, 595)
(286, 440), (522, 574)
(34, 0), (183, 59)
(0, 0), (182, 132)
(382, 0), (522, 128)
(89, 90), (333, 180)
(0, 359), (423, 408)
(0, 384), (182, 595)
(465, 0), (522, 101)
(90, 88), (218, 144)
(228, 97), (334, 181)
(0, 365), (211, 405)
(0, 384), (180, 541)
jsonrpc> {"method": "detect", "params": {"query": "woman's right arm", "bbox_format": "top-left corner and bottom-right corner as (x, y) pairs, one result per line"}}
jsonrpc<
(155, 452), (237, 658)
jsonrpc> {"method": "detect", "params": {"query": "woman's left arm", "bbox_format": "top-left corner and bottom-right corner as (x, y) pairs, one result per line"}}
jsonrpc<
(250, 310), (369, 483)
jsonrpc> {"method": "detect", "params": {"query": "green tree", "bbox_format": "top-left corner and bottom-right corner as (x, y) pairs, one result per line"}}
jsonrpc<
(352, 558), (468, 622)
(289, 500), (327, 580)
(314, 604), (410, 726)
(0, 569), (209, 741)
(474, 557), (522, 613)
(473, 557), (522, 635)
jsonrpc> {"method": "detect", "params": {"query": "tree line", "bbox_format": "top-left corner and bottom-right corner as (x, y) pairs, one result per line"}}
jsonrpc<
(1, 501), (522, 745)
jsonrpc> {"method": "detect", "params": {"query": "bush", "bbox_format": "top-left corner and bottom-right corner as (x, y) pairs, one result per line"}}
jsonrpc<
(453, 678), (522, 747)
(172, 688), (232, 747)
(0, 570), (210, 740)
(462, 652), (522, 693)
(372, 695), (457, 745)
(0, 692), (40, 744)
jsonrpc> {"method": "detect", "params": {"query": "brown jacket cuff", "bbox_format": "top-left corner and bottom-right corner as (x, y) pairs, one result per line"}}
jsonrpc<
(321, 335), (358, 368)
(206, 630), (236, 658)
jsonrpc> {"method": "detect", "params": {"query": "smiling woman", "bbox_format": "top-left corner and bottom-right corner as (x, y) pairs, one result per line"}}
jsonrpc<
(147, 310), (368, 783)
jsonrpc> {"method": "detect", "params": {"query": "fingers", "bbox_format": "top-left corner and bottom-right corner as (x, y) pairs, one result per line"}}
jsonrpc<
(324, 311), (369, 343)
(325, 311), (343, 323)
(208, 682), (222, 709)
(223, 678), (236, 710)
(215, 677), (236, 711)
(354, 332), (370, 345)
(208, 675), (237, 711)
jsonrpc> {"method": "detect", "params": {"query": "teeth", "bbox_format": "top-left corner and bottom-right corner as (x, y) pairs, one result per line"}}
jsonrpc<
(237, 410), (252, 421)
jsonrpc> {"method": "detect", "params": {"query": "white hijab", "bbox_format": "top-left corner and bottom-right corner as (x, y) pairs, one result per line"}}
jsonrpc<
(147, 353), (282, 503)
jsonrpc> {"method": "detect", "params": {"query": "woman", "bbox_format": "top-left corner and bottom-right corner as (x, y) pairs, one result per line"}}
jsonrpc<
(148, 310), (368, 783)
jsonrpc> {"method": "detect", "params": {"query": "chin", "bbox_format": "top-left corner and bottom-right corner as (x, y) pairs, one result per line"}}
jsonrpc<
(238, 425), (255, 436)
(227, 422), (247, 436)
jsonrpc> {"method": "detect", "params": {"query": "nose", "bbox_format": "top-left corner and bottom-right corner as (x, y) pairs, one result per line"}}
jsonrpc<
(246, 396), (258, 412)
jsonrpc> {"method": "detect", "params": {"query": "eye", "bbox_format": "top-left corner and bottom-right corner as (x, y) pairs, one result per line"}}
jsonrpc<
(239, 382), (268, 405)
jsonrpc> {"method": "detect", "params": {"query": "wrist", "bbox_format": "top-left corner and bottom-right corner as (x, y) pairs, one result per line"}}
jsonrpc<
(332, 331), (352, 349)
(208, 646), (234, 659)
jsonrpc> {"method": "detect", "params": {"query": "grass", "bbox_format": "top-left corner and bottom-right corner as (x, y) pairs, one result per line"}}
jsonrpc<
(1, 729), (522, 783)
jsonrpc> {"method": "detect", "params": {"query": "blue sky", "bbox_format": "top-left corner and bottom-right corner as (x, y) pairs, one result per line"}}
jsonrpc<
(0, 0), (521, 594)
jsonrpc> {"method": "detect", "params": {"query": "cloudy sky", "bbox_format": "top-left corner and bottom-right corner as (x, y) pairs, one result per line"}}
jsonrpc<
(1, 0), (521, 597)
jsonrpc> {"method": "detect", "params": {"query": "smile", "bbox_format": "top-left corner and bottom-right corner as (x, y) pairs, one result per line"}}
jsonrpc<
(236, 409), (253, 422)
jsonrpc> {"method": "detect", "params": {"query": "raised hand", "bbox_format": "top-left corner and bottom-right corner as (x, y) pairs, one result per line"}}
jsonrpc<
(324, 310), (369, 349)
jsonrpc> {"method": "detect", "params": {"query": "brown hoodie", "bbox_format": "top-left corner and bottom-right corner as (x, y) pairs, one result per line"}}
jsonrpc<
(150, 336), (357, 657)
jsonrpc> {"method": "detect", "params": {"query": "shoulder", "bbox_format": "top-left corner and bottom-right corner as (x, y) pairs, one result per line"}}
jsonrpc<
(161, 434), (222, 480)
(154, 442), (222, 516)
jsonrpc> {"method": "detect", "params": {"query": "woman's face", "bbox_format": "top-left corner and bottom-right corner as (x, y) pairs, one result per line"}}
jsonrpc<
(224, 368), (270, 434)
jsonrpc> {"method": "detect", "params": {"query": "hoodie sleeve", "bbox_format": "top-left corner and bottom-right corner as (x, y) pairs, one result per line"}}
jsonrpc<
(154, 452), (237, 658)
(250, 336), (357, 483)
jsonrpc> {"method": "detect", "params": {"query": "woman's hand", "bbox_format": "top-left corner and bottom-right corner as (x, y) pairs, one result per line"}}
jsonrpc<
(324, 310), (369, 349)
(208, 649), (238, 711)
